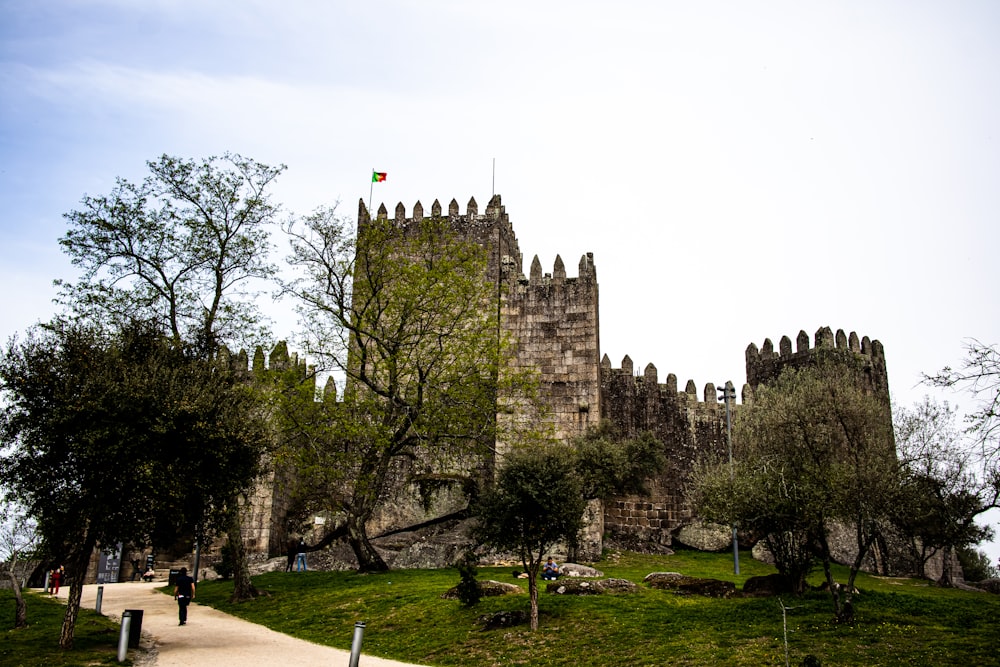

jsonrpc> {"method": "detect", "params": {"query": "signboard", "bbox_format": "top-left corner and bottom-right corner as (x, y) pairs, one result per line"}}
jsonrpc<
(96, 542), (122, 584)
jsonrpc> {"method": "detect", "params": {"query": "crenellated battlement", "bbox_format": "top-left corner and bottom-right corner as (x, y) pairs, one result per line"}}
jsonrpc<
(745, 326), (890, 398)
(360, 194), (523, 288)
(521, 252), (597, 287)
(359, 194), (512, 233)
(745, 326), (884, 365)
(599, 354), (749, 405)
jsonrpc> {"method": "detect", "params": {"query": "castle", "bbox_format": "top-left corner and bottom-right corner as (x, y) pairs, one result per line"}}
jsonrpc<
(247, 194), (891, 562)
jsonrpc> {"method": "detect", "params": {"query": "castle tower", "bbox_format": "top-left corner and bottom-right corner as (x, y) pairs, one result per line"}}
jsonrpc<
(746, 326), (890, 401)
(359, 196), (603, 448)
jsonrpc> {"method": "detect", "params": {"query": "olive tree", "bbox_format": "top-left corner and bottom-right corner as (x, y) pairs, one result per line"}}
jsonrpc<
(471, 443), (586, 631)
(693, 359), (897, 622)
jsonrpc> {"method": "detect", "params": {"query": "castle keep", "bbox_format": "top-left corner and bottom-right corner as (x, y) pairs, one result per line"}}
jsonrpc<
(340, 194), (892, 557)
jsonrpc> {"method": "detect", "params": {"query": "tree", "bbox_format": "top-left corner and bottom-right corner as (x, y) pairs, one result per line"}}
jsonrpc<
(893, 397), (998, 585)
(692, 359), (897, 622)
(56, 153), (284, 353)
(471, 423), (664, 631)
(0, 500), (39, 629)
(55, 153), (283, 601)
(279, 206), (519, 572)
(925, 339), (1000, 465)
(471, 444), (586, 631)
(0, 321), (269, 647)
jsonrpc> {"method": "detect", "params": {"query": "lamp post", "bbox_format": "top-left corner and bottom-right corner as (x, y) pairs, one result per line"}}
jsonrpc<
(718, 382), (739, 575)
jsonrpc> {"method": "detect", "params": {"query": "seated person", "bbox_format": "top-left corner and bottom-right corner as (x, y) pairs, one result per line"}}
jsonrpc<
(142, 567), (156, 582)
(542, 557), (560, 580)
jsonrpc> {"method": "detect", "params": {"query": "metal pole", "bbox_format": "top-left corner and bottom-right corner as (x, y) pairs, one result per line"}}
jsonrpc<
(193, 539), (201, 584)
(96, 585), (104, 615)
(348, 621), (366, 667)
(720, 382), (740, 575)
(117, 611), (132, 662)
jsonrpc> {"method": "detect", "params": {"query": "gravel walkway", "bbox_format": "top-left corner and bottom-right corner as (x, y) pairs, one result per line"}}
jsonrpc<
(53, 582), (429, 667)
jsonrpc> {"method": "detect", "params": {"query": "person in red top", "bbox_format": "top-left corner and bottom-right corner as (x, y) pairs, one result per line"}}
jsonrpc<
(50, 566), (63, 595)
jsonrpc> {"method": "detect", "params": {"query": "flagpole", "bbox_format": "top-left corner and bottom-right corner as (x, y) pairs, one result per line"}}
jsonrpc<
(368, 167), (374, 217)
(492, 157), (495, 197)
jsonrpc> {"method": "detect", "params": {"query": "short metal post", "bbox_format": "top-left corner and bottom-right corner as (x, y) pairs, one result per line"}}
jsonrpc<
(117, 611), (132, 662)
(96, 585), (104, 614)
(348, 621), (365, 667)
(44, 571), (50, 593)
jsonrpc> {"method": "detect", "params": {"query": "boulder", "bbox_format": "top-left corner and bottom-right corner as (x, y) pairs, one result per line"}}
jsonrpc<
(560, 563), (604, 577)
(673, 522), (733, 552)
(742, 573), (795, 597)
(973, 578), (1000, 595)
(478, 610), (530, 630)
(751, 540), (776, 565)
(441, 579), (522, 600)
(546, 578), (638, 595)
(643, 572), (736, 598)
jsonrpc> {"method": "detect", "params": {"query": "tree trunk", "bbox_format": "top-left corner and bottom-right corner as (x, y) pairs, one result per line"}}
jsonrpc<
(938, 544), (957, 587)
(59, 537), (95, 649)
(346, 515), (388, 573)
(527, 573), (539, 632)
(5, 567), (27, 629)
(228, 507), (259, 603)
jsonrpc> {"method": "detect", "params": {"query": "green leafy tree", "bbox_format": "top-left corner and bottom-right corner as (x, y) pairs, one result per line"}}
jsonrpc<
(471, 443), (586, 631)
(279, 206), (523, 572)
(55, 153), (283, 601)
(0, 321), (269, 647)
(471, 423), (664, 631)
(692, 359), (897, 622)
(56, 153), (284, 353)
(893, 397), (998, 584)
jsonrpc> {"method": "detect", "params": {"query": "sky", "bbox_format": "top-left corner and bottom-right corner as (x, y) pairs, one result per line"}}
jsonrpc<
(2, 1), (999, 564)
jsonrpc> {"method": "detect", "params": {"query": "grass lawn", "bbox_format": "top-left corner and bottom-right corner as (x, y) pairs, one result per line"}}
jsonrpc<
(191, 549), (1000, 666)
(2, 549), (994, 666)
(0, 589), (128, 667)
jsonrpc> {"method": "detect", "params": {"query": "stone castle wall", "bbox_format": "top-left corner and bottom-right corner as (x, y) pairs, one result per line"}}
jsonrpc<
(599, 357), (742, 546)
(245, 195), (894, 560)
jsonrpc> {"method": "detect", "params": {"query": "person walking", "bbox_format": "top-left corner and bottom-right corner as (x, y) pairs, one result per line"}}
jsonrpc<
(296, 538), (308, 572)
(173, 567), (196, 626)
(50, 566), (63, 594)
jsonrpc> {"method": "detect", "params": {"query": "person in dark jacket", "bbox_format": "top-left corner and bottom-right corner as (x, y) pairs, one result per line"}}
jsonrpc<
(173, 567), (196, 625)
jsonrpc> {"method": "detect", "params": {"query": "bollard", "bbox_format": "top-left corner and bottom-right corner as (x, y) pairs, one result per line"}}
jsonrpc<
(96, 585), (104, 615)
(43, 571), (50, 594)
(348, 621), (365, 667)
(117, 611), (132, 662)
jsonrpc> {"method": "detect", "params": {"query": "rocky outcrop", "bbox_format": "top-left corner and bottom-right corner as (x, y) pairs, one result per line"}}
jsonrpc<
(560, 563), (604, 577)
(546, 578), (638, 595)
(742, 573), (795, 597)
(643, 572), (736, 598)
(442, 579), (523, 599)
(973, 578), (1000, 594)
(673, 521), (733, 552)
(478, 610), (530, 630)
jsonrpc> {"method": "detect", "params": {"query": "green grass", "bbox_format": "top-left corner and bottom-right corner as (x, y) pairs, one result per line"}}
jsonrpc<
(190, 549), (1000, 666)
(3, 550), (995, 666)
(0, 590), (129, 667)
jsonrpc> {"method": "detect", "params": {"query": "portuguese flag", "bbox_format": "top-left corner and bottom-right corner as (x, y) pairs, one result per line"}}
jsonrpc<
(372, 171), (387, 183)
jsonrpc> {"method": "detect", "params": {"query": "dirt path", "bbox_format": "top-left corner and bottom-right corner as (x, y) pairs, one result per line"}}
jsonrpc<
(52, 582), (429, 667)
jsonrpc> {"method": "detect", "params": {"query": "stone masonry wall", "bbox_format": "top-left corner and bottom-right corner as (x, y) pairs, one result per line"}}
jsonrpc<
(600, 356), (742, 547)
(501, 252), (602, 444)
